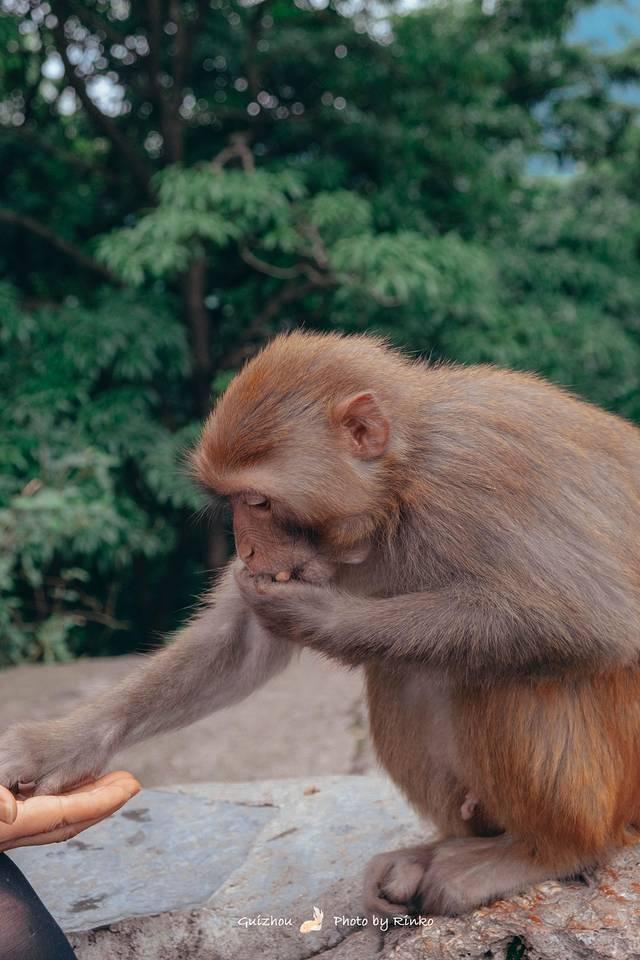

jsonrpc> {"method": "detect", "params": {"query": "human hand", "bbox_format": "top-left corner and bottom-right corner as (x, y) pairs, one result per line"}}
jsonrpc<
(0, 771), (140, 852)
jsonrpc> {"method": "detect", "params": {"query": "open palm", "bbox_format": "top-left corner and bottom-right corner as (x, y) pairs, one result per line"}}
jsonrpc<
(0, 772), (140, 852)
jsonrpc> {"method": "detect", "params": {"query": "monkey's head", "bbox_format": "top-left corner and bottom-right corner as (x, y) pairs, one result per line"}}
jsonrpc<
(193, 332), (416, 579)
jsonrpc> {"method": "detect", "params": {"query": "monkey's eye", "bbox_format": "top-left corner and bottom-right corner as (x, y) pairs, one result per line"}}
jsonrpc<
(245, 493), (270, 510)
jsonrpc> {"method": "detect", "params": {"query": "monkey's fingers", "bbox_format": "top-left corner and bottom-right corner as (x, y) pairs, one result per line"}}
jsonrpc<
(365, 894), (410, 921)
(364, 875), (410, 920)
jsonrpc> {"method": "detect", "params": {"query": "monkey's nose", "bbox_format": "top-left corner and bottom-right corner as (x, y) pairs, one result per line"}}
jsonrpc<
(238, 541), (255, 562)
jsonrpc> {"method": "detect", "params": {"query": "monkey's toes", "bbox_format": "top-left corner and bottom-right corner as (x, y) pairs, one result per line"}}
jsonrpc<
(364, 847), (436, 922)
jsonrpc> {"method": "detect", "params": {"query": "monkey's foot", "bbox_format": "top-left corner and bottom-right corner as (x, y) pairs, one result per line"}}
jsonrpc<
(364, 835), (562, 918)
(364, 844), (436, 919)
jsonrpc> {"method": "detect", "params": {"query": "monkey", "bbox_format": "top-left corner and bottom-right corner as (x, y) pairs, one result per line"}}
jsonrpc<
(2, 330), (640, 919)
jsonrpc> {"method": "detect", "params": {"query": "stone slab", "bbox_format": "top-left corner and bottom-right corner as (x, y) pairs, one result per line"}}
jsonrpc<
(10, 788), (275, 930)
(9, 777), (640, 960)
(11, 776), (427, 958)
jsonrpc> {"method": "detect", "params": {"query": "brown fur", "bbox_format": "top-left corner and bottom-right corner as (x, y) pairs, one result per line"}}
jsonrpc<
(455, 669), (640, 865)
(2, 331), (640, 917)
(222, 333), (640, 910)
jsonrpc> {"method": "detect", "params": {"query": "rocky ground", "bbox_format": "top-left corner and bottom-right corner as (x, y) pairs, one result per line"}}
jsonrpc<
(2, 655), (635, 959)
(11, 776), (637, 960)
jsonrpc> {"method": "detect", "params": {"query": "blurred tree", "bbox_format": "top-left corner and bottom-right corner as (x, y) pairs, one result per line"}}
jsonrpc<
(0, 0), (639, 661)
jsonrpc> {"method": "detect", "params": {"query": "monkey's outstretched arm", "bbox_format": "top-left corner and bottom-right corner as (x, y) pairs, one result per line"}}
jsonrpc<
(238, 571), (619, 676)
(0, 563), (294, 794)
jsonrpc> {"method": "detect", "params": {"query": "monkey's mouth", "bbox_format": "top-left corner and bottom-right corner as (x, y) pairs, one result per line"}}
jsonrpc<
(250, 562), (328, 585)
(270, 566), (311, 583)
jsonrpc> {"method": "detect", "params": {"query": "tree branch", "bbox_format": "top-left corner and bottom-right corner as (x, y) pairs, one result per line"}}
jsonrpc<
(1, 125), (97, 174)
(171, 0), (197, 95)
(50, 3), (155, 200)
(4, 129), (88, 172)
(155, 0), (184, 163)
(244, 0), (275, 98)
(145, 0), (164, 98)
(45, 578), (129, 631)
(240, 245), (302, 279)
(300, 221), (330, 270)
(0, 209), (119, 284)
(212, 132), (256, 172)
(144, 0), (206, 164)
(182, 254), (212, 414)
(239, 244), (335, 287)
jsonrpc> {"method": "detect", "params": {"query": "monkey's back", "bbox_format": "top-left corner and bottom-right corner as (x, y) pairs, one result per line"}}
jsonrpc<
(402, 365), (640, 666)
(420, 364), (640, 509)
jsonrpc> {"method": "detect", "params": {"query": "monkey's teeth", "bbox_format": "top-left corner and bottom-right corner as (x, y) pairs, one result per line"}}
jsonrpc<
(275, 571), (291, 582)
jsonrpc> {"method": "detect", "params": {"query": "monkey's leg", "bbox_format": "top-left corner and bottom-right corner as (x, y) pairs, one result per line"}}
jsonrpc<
(0, 562), (294, 795)
(364, 833), (586, 918)
(373, 669), (640, 919)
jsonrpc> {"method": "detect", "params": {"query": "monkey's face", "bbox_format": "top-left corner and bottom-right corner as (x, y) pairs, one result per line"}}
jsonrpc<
(194, 411), (383, 577)
(224, 480), (377, 580)
(229, 491), (333, 582)
(192, 337), (396, 577)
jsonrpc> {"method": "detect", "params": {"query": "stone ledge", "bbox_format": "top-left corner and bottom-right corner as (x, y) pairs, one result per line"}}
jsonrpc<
(9, 776), (640, 959)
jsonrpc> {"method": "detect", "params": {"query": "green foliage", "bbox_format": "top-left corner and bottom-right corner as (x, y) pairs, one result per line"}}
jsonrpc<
(1, 0), (639, 661)
(444, 176), (640, 419)
(308, 192), (373, 243)
(98, 169), (307, 283)
(0, 286), (203, 663)
(99, 168), (492, 327)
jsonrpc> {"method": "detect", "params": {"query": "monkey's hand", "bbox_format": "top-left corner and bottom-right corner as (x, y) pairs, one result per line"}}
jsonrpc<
(0, 717), (115, 796)
(235, 566), (338, 648)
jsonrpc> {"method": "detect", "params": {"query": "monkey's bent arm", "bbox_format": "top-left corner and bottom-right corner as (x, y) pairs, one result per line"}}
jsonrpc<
(0, 563), (294, 794)
(246, 578), (622, 675)
(321, 586), (622, 672)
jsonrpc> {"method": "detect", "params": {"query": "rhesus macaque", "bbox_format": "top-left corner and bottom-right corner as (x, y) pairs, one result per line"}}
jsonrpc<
(3, 331), (640, 918)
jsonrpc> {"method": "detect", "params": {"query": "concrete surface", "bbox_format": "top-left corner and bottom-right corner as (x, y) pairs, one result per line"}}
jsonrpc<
(11, 776), (640, 960)
(0, 650), (375, 784)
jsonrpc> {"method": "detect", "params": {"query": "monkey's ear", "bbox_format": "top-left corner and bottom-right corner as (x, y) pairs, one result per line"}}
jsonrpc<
(333, 393), (389, 460)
